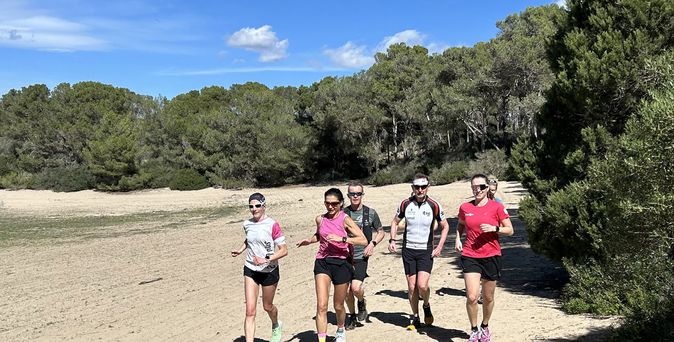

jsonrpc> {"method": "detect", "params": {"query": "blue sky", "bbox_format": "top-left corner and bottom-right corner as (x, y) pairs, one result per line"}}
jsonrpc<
(0, 0), (565, 99)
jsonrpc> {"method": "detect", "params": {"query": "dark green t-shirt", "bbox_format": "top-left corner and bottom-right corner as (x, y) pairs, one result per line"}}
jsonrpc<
(344, 205), (383, 260)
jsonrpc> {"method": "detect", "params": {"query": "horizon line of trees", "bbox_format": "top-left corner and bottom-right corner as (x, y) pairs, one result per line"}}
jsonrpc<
(0, 5), (563, 192)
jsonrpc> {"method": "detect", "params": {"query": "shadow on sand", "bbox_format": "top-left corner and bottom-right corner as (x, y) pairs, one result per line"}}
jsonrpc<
(369, 311), (470, 342)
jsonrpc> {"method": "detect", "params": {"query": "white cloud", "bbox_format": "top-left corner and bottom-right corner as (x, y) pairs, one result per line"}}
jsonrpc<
(323, 42), (374, 69)
(427, 42), (450, 54)
(378, 29), (426, 51)
(227, 25), (289, 62)
(0, 15), (106, 51)
(555, 0), (567, 8)
(0, 2), (201, 53)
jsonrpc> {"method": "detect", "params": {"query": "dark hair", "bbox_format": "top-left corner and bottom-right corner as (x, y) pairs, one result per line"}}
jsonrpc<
(324, 188), (344, 208)
(248, 192), (266, 204)
(471, 174), (488, 183)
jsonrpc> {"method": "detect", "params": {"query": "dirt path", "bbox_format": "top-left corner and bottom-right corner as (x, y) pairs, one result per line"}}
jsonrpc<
(0, 182), (618, 341)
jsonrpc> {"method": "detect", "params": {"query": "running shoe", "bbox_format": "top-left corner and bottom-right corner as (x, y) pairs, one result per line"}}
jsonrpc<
(270, 321), (282, 342)
(479, 326), (492, 342)
(422, 303), (434, 325)
(468, 329), (481, 342)
(345, 314), (357, 330)
(406, 316), (421, 331)
(357, 300), (368, 321)
(335, 328), (347, 342)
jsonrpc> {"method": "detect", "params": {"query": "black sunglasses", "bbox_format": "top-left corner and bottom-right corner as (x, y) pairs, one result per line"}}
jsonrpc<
(472, 184), (488, 191)
(347, 192), (363, 197)
(324, 201), (341, 206)
(248, 204), (263, 209)
(413, 185), (428, 190)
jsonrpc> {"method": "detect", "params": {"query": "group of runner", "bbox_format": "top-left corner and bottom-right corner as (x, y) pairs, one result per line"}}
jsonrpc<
(231, 173), (513, 342)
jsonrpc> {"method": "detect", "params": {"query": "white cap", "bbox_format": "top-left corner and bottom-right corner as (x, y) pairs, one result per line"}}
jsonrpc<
(412, 178), (429, 186)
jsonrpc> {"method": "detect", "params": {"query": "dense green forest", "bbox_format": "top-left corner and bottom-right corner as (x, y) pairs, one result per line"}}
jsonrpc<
(2, 1), (673, 339)
(0, 5), (563, 191)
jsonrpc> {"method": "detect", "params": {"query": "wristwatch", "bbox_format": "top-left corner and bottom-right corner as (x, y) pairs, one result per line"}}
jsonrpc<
(372, 240), (377, 247)
(495, 226), (500, 233)
(342, 236), (347, 243)
(389, 238), (397, 244)
(265, 255), (270, 260)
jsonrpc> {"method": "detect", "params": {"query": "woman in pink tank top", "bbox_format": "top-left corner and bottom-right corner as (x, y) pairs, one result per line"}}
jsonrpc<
(296, 188), (366, 342)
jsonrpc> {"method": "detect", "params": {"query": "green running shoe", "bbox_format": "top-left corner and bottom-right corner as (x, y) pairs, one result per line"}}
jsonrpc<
(270, 321), (282, 342)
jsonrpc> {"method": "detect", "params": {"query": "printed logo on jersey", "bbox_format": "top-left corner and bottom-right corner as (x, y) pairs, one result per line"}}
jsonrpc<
(465, 213), (475, 216)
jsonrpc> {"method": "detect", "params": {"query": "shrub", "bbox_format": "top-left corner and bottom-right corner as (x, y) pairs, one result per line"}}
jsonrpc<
(429, 161), (469, 185)
(137, 160), (175, 189)
(563, 254), (674, 317)
(206, 171), (252, 190)
(168, 169), (210, 190)
(467, 149), (510, 180)
(34, 165), (96, 192)
(368, 163), (418, 186)
(0, 171), (36, 190)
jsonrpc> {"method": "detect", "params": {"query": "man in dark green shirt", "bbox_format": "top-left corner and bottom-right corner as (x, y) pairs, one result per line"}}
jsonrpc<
(343, 181), (384, 330)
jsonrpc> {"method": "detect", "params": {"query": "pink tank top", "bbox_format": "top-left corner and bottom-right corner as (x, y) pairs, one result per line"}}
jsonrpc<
(316, 211), (350, 259)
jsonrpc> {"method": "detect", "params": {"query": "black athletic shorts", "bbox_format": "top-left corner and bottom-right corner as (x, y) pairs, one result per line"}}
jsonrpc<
(352, 258), (369, 282)
(314, 258), (354, 285)
(402, 247), (433, 275)
(460, 255), (502, 281)
(243, 266), (280, 286)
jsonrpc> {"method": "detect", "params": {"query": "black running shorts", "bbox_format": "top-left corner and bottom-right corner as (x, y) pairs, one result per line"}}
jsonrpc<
(402, 247), (433, 275)
(243, 266), (280, 286)
(352, 258), (369, 282)
(460, 255), (502, 281)
(314, 258), (354, 285)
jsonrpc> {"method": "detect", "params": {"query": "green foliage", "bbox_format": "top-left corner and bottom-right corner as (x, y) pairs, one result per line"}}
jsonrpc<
(467, 149), (510, 180)
(510, 137), (557, 198)
(0, 6), (565, 191)
(130, 160), (175, 189)
(429, 160), (469, 185)
(83, 110), (140, 189)
(368, 163), (419, 186)
(610, 297), (674, 341)
(168, 169), (210, 191)
(512, 2), (674, 332)
(34, 165), (95, 192)
(0, 171), (35, 189)
(563, 254), (674, 316)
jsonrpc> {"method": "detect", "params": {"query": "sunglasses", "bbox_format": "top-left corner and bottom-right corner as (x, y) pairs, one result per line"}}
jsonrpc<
(413, 185), (428, 190)
(324, 201), (341, 207)
(347, 192), (363, 197)
(472, 184), (488, 191)
(248, 204), (263, 209)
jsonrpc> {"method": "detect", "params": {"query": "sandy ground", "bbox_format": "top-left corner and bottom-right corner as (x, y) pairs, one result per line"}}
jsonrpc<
(0, 181), (619, 341)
